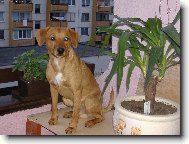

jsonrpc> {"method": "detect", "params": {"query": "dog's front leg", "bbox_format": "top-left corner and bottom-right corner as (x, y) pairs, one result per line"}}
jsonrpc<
(48, 85), (59, 125)
(65, 90), (82, 134)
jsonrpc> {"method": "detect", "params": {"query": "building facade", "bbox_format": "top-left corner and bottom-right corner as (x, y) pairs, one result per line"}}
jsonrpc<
(92, 0), (113, 44)
(0, 0), (113, 47)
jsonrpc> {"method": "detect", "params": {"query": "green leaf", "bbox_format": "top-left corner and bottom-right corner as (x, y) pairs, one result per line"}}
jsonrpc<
(144, 46), (161, 88)
(162, 24), (180, 56)
(102, 56), (118, 95)
(99, 33), (111, 56)
(143, 18), (162, 46)
(126, 62), (135, 91)
(165, 44), (174, 56)
(104, 51), (117, 58)
(129, 38), (145, 74)
(172, 9), (180, 25)
(158, 53), (167, 78)
(126, 21), (143, 31)
(117, 32), (132, 93)
(98, 26), (123, 37)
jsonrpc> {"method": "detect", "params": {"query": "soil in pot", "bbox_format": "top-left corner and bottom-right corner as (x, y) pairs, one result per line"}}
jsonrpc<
(121, 100), (177, 115)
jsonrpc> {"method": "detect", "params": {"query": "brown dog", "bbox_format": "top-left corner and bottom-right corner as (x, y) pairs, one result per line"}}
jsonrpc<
(36, 27), (114, 134)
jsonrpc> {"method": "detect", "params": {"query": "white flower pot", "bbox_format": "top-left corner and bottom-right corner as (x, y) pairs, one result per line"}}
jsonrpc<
(113, 95), (180, 135)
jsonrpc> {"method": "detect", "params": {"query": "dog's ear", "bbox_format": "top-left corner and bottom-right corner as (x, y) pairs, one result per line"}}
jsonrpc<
(36, 27), (50, 47)
(68, 28), (80, 48)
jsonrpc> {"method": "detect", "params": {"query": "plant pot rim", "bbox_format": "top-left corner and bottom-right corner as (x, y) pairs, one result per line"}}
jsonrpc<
(114, 95), (180, 122)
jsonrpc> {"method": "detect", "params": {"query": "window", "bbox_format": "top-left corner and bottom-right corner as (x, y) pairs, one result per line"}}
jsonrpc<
(13, 0), (32, 4)
(82, 0), (90, 6)
(0, 30), (4, 39)
(67, 12), (75, 22)
(81, 13), (89, 22)
(35, 4), (40, 13)
(81, 27), (88, 35)
(13, 29), (32, 40)
(12, 12), (31, 21)
(35, 21), (40, 29)
(0, 0), (4, 4)
(51, 0), (68, 4)
(96, 13), (109, 21)
(71, 28), (75, 31)
(50, 12), (66, 21)
(98, 0), (110, 6)
(0, 12), (4, 22)
(68, 0), (75, 5)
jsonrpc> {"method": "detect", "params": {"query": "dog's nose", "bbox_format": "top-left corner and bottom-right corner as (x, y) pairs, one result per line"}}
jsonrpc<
(57, 48), (64, 55)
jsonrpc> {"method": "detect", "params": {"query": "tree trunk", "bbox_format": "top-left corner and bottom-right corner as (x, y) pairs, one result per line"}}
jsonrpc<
(144, 76), (158, 115)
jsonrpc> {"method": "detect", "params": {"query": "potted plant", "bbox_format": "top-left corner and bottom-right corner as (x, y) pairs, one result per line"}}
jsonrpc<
(96, 10), (180, 135)
(12, 49), (96, 101)
(12, 49), (50, 101)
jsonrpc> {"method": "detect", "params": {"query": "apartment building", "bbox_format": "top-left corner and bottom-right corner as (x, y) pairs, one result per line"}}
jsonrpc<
(0, 0), (113, 47)
(9, 0), (34, 47)
(0, 0), (9, 47)
(33, 0), (47, 45)
(67, 0), (93, 42)
(92, 0), (114, 44)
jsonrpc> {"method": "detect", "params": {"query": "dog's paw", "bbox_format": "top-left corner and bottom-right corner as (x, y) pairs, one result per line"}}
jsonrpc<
(85, 120), (95, 128)
(48, 118), (58, 125)
(63, 111), (73, 118)
(65, 126), (76, 134)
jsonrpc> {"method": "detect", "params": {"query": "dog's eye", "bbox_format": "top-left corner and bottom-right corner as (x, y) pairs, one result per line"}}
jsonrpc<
(50, 36), (55, 41)
(64, 37), (69, 41)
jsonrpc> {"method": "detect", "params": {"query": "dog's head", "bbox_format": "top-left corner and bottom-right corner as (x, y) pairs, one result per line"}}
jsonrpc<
(36, 27), (80, 58)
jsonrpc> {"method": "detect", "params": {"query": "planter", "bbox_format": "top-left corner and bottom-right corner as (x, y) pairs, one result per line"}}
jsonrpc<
(17, 78), (51, 100)
(113, 95), (180, 135)
(13, 62), (95, 101)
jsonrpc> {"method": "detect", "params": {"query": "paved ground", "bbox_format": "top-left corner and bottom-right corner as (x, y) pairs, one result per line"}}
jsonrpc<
(0, 44), (109, 66)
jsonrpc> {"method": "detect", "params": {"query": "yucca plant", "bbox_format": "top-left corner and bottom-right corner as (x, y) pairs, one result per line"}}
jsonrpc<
(96, 10), (180, 114)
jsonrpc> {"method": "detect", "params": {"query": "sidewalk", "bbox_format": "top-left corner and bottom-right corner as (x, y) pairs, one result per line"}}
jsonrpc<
(0, 44), (105, 67)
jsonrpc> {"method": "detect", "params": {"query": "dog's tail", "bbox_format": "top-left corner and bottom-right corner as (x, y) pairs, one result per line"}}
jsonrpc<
(102, 88), (114, 113)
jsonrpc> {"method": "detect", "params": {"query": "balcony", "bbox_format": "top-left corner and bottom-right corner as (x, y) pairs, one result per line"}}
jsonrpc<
(51, 4), (68, 11)
(95, 35), (102, 41)
(96, 21), (111, 27)
(12, 20), (33, 28)
(49, 21), (67, 27)
(97, 6), (112, 13)
(9, 2), (33, 11)
(10, 38), (34, 47)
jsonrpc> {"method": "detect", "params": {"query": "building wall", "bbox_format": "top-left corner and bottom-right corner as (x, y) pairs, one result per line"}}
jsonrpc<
(91, 0), (114, 44)
(68, 0), (92, 42)
(32, 0), (47, 40)
(0, 2), (9, 47)
(8, 1), (34, 47)
(0, 0), (114, 47)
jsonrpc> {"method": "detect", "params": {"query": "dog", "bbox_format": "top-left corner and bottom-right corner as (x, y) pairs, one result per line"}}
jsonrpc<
(36, 27), (114, 134)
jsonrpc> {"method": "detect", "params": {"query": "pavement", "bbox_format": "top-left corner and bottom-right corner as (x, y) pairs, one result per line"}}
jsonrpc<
(0, 44), (110, 67)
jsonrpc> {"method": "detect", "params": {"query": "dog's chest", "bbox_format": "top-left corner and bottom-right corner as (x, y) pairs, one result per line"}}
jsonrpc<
(54, 72), (64, 86)
(52, 59), (65, 86)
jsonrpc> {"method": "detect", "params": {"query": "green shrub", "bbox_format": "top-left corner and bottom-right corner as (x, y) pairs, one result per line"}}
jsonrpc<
(12, 49), (48, 81)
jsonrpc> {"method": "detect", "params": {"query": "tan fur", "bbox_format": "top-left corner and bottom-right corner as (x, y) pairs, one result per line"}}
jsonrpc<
(36, 27), (114, 134)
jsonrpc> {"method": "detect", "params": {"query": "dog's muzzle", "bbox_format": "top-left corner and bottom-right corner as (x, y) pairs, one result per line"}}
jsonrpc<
(57, 48), (64, 55)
